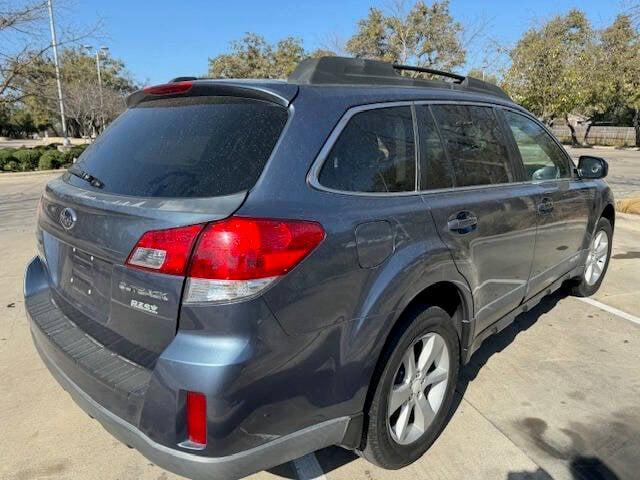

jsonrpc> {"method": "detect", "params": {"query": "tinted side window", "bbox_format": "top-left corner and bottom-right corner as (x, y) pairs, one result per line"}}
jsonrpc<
(503, 110), (571, 181)
(431, 105), (515, 187)
(318, 106), (416, 193)
(416, 106), (454, 190)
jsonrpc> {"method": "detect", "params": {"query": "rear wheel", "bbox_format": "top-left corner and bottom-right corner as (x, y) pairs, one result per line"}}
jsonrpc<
(570, 217), (612, 297)
(360, 305), (459, 469)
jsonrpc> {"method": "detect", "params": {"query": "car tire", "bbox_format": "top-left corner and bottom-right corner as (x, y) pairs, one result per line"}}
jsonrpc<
(569, 216), (613, 297)
(359, 305), (460, 469)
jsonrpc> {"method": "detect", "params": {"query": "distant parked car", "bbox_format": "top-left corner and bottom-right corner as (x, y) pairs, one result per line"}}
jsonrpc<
(25, 57), (614, 480)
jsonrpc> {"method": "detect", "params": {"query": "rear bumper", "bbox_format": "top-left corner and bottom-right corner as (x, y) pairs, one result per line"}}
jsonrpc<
(25, 256), (350, 480)
(33, 334), (347, 480)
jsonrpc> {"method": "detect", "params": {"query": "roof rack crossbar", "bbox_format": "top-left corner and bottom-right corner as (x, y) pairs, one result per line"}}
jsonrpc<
(392, 64), (465, 83)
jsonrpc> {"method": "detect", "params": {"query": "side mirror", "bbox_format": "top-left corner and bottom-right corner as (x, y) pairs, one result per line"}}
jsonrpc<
(577, 156), (608, 179)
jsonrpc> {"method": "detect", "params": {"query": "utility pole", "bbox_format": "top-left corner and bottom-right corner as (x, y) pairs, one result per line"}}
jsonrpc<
(96, 47), (108, 132)
(83, 45), (109, 134)
(47, 0), (70, 147)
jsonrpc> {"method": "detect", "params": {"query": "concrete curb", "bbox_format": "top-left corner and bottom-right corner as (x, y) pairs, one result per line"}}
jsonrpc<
(563, 144), (640, 151)
(0, 169), (63, 179)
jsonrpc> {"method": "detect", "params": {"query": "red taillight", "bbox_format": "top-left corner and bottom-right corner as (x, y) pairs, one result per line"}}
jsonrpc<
(143, 81), (193, 95)
(126, 217), (324, 303)
(126, 224), (204, 276)
(188, 217), (325, 280)
(186, 391), (207, 446)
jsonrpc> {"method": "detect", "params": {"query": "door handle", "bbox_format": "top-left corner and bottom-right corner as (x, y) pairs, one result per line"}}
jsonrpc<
(447, 211), (478, 233)
(537, 198), (554, 215)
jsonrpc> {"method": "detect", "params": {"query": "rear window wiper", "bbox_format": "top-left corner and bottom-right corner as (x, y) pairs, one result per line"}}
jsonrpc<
(68, 167), (105, 189)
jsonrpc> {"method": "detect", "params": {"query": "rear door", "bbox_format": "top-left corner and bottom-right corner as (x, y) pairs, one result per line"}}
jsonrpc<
(37, 94), (289, 364)
(302, 104), (440, 333)
(501, 109), (593, 298)
(418, 103), (537, 334)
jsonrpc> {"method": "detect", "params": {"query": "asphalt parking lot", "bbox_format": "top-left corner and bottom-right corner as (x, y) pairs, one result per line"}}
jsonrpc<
(1, 147), (639, 480)
(565, 146), (640, 200)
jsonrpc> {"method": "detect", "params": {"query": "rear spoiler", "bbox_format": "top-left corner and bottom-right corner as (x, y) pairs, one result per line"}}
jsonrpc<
(126, 80), (299, 108)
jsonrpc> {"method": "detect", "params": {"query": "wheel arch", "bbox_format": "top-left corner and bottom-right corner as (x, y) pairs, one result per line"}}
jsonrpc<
(601, 203), (615, 230)
(398, 281), (469, 344)
(353, 280), (471, 451)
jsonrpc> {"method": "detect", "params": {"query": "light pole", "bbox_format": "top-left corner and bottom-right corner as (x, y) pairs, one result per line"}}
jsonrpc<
(46, 0), (70, 147)
(82, 45), (109, 134)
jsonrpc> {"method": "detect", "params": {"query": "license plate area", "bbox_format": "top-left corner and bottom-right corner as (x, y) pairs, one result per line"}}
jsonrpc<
(69, 247), (95, 295)
(54, 242), (113, 325)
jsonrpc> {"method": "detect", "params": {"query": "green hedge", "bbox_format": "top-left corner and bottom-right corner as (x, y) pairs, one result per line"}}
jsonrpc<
(3, 160), (19, 172)
(38, 150), (63, 170)
(0, 148), (17, 170)
(61, 144), (88, 165)
(14, 149), (41, 171)
(0, 143), (90, 172)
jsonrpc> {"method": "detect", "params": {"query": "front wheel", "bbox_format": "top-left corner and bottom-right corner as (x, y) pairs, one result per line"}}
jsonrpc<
(570, 217), (613, 297)
(360, 305), (459, 469)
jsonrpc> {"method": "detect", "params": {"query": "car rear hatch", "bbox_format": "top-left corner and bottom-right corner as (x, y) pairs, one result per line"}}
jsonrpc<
(36, 81), (294, 368)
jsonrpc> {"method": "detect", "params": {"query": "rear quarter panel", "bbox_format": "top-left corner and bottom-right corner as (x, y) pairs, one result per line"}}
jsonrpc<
(234, 88), (473, 428)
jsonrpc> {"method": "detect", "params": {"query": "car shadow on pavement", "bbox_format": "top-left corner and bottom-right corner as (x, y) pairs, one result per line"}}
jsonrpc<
(271, 288), (621, 479)
(457, 289), (566, 387)
(507, 456), (620, 479)
(461, 289), (623, 480)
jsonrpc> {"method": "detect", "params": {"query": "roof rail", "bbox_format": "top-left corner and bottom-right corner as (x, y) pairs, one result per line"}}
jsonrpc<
(287, 56), (511, 101)
(392, 63), (465, 83)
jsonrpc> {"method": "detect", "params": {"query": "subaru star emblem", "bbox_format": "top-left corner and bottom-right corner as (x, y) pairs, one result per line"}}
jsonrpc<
(59, 207), (77, 231)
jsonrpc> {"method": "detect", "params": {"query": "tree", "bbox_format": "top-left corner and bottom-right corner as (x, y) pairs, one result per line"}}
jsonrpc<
(345, 8), (393, 62)
(597, 15), (640, 146)
(270, 37), (307, 79)
(10, 48), (135, 137)
(0, 1), (49, 100)
(209, 34), (273, 79)
(345, 1), (465, 72)
(56, 49), (134, 136)
(209, 34), (315, 79)
(308, 48), (338, 59)
(1, 1), (106, 137)
(1, 1), (98, 103)
(502, 10), (594, 146)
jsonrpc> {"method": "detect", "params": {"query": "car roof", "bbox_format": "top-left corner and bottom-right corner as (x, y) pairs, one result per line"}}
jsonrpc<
(180, 78), (525, 113)
(293, 83), (524, 111)
(130, 56), (526, 114)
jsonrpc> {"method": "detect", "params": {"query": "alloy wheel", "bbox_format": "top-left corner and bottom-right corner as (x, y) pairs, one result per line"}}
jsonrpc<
(585, 230), (609, 286)
(387, 332), (450, 445)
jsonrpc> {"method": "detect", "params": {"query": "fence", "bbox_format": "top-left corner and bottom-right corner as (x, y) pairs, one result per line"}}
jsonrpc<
(551, 125), (637, 147)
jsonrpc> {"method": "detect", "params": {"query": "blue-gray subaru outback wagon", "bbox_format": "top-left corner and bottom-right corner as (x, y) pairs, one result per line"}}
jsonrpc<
(25, 57), (615, 479)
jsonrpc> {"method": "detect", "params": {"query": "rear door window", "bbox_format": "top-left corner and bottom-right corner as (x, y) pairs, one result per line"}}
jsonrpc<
(66, 96), (288, 198)
(318, 106), (416, 193)
(416, 106), (454, 190)
(431, 105), (515, 187)
(502, 110), (572, 181)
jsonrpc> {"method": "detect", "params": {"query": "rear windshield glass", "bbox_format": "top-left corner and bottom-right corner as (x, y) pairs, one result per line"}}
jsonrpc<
(65, 96), (288, 197)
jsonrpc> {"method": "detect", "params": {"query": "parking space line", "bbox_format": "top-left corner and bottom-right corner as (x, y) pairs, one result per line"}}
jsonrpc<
(577, 297), (640, 326)
(292, 453), (326, 480)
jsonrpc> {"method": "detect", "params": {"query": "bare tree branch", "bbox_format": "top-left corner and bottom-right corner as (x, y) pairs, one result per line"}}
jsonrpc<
(0, 1), (47, 32)
(1, 0), (102, 98)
